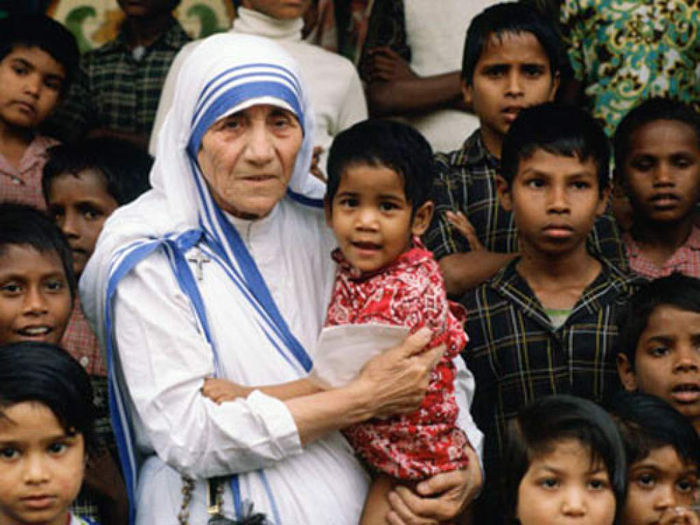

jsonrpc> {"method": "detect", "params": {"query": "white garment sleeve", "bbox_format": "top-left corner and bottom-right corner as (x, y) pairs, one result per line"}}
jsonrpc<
(332, 63), (367, 136)
(453, 356), (484, 466)
(112, 252), (303, 479)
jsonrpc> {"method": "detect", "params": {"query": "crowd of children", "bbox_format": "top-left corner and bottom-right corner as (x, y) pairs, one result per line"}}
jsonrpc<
(1, 1), (700, 524)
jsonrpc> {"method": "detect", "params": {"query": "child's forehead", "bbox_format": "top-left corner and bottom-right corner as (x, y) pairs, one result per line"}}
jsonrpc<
(0, 243), (62, 269)
(3, 44), (66, 78)
(640, 304), (700, 336)
(50, 168), (109, 190)
(0, 400), (68, 438)
(516, 148), (598, 177)
(479, 30), (551, 64)
(339, 162), (405, 190)
(629, 119), (700, 149)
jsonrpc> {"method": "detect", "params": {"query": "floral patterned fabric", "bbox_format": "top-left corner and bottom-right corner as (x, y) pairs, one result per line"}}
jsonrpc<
(561, 0), (700, 136)
(326, 240), (470, 479)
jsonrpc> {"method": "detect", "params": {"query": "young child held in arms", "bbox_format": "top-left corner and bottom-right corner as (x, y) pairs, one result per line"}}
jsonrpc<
(609, 391), (700, 525)
(0, 341), (98, 525)
(203, 120), (476, 524)
(614, 98), (700, 278)
(0, 15), (78, 209)
(617, 273), (700, 436)
(463, 103), (637, 510)
(423, 2), (626, 296)
(502, 395), (626, 525)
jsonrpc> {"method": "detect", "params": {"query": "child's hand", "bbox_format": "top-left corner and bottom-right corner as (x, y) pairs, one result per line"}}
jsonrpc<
(202, 378), (251, 404)
(659, 507), (700, 525)
(445, 211), (484, 251)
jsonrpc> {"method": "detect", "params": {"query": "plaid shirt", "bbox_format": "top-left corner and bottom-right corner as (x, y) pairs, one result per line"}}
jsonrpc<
(61, 296), (106, 377)
(424, 130), (629, 271)
(462, 257), (638, 471)
(0, 134), (57, 209)
(625, 226), (700, 279)
(46, 20), (190, 142)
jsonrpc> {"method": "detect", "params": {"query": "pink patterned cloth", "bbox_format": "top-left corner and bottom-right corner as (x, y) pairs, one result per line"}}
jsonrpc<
(61, 296), (107, 377)
(624, 226), (700, 279)
(0, 134), (57, 209)
(326, 239), (470, 479)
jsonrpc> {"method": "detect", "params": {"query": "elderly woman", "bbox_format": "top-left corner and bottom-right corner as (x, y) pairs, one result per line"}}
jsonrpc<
(81, 34), (482, 524)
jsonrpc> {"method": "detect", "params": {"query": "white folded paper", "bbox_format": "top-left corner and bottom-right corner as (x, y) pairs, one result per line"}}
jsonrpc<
(310, 323), (411, 388)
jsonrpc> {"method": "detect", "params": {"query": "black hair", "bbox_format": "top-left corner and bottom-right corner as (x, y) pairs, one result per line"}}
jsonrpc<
(613, 97), (700, 183)
(42, 137), (153, 206)
(0, 14), (79, 94)
(462, 2), (565, 85)
(503, 395), (627, 523)
(501, 102), (610, 192)
(0, 202), (76, 300)
(0, 342), (96, 453)
(608, 391), (700, 468)
(617, 273), (700, 367)
(326, 119), (436, 212)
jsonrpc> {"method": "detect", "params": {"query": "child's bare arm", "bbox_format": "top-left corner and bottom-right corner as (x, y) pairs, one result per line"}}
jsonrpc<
(202, 377), (323, 404)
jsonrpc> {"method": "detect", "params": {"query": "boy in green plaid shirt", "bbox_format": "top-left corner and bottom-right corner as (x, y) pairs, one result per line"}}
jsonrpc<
(462, 103), (637, 522)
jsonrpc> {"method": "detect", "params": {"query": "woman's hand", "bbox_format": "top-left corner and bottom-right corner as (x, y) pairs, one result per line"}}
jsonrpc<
(354, 328), (443, 420)
(386, 445), (483, 525)
(202, 378), (252, 404)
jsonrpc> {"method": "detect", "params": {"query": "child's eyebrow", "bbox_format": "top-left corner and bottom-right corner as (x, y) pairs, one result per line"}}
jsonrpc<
(9, 57), (34, 69)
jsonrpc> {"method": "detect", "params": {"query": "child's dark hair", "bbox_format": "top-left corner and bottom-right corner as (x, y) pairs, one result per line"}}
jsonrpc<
(0, 202), (76, 299)
(0, 14), (79, 94)
(501, 102), (610, 192)
(462, 2), (565, 85)
(503, 395), (627, 523)
(617, 273), (700, 367)
(608, 391), (700, 469)
(43, 137), (153, 206)
(613, 97), (700, 181)
(0, 342), (97, 453)
(326, 119), (436, 212)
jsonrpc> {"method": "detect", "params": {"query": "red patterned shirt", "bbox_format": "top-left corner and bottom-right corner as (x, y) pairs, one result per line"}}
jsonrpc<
(0, 134), (57, 209)
(624, 226), (700, 279)
(61, 296), (106, 377)
(326, 240), (470, 479)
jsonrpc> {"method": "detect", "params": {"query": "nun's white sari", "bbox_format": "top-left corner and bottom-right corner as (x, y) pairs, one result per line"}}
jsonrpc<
(81, 33), (481, 525)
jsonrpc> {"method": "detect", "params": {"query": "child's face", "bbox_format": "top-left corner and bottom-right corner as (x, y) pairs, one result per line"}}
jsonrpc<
(463, 31), (558, 156)
(46, 170), (119, 276)
(618, 305), (700, 432)
(326, 164), (433, 274)
(0, 401), (84, 525)
(621, 445), (698, 525)
(516, 439), (616, 525)
(0, 245), (71, 346)
(623, 119), (700, 228)
(241, 0), (310, 20)
(117, 0), (175, 18)
(497, 149), (608, 260)
(0, 46), (65, 133)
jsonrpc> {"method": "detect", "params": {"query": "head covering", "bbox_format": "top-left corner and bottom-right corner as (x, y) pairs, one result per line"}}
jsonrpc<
(79, 34), (324, 522)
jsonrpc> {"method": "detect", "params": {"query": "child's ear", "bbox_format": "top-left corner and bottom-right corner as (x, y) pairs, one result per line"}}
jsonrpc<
(595, 184), (612, 217)
(411, 201), (434, 236)
(460, 78), (473, 108)
(324, 196), (332, 227)
(495, 175), (513, 211)
(616, 353), (639, 391)
(548, 70), (561, 102)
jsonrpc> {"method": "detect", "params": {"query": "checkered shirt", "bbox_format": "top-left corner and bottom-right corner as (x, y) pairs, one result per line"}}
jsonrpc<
(46, 20), (190, 141)
(462, 257), (639, 472)
(0, 134), (57, 209)
(423, 130), (629, 271)
(61, 296), (106, 377)
(624, 226), (700, 279)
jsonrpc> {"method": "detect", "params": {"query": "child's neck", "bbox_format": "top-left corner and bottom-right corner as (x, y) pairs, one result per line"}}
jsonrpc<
(517, 244), (601, 311)
(631, 215), (694, 267)
(479, 128), (503, 159)
(0, 120), (33, 168)
(123, 12), (174, 49)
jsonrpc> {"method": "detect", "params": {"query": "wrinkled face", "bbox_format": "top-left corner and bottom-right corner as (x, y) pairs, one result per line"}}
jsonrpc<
(516, 439), (616, 525)
(498, 149), (608, 260)
(623, 120), (700, 228)
(463, 32), (558, 157)
(46, 170), (119, 277)
(241, 0), (310, 20)
(0, 46), (65, 132)
(621, 446), (698, 525)
(618, 305), (700, 433)
(0, 402), (85, 525)
(197, 104), (303, 220)
(326, 165), (432, 274)
(0, 245), (71, 346)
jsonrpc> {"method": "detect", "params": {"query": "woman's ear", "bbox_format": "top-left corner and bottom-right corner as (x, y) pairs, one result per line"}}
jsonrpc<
(411, 201), (434, 236)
